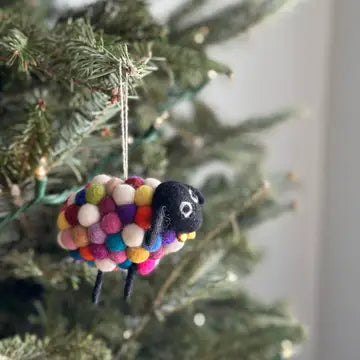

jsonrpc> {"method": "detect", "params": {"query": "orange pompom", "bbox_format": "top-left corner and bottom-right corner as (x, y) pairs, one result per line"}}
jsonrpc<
(79, 246), (94, 260)
(135, 206), (153, 230)
(72, 225), (89, 247)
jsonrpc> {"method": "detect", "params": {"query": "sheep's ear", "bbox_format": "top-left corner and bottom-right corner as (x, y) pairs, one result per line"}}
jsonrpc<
(145, 206), (165, 246)
(190, 186), (205, 205)
(196, 189), (205, 205)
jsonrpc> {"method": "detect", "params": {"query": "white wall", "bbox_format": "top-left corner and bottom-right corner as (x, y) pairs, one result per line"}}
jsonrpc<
(317, 1), (360, 359)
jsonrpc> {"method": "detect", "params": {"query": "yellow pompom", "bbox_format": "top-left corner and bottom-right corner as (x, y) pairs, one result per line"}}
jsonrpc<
(134, 185), (154, 206)
(57, 211), (70, 230)
(126, 247), (150, 264)
(72, 225), (89, 247)
(187, 232), (196, 240)
(86, 184), (106, 205)
(177, 233), (188, 242)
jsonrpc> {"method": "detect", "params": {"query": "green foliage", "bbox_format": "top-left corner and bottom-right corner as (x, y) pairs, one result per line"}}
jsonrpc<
(0, 332), (112, 360)
(170, 0), (291, 46)
(0, 102), (51, 182)
(0, 0), (304, 359)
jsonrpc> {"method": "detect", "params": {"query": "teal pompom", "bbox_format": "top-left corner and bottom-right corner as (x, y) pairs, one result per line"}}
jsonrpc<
(118, 259), (132, 269)
(106, 233), (126, 251)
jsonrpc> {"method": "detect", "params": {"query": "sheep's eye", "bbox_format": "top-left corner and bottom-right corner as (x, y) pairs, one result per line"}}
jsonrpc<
(179, 201), (193, 218)
(189, 188), (198, 203)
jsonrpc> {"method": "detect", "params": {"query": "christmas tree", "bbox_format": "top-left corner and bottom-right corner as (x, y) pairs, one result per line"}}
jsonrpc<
(0, 1), (305, 359)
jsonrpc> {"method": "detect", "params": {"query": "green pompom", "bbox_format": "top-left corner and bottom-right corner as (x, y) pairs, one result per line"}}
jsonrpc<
(86, 184), (106, 205)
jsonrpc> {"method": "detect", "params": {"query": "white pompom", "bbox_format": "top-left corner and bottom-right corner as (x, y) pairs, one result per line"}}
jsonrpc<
(78, 203), (100, 227)
(95, 258), (117, 272)
(91, 174), (111, 185)
(144, 178), (161, 189)
(67, 192), (76, 205)
(164, 240), (184, 254)
(112, 184), (135, 205)
(122, 224), (145, 247)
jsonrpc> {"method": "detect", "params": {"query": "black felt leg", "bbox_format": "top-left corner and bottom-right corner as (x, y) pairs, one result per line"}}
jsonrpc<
(124, 264), (137, 302)
(92, 270), (103, 305)
(145, 206), (165, 247)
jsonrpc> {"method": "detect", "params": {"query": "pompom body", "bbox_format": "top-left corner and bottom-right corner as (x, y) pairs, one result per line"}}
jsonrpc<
(57, 174), (202, 276)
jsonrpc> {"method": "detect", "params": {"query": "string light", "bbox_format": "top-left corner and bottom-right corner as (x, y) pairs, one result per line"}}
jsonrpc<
(154, 111), (169, 128)
(281, 340), (295, 359)
(123, 330), (132, 339)
(207, 69), (218, 80)
(227, 271), (238, 282)
(128, 135), (134, 145)
(194, 32), (205, 44)
(193, 313), (206, 327)
(34, 156), (48, 180)
(194, 26), (209, 44)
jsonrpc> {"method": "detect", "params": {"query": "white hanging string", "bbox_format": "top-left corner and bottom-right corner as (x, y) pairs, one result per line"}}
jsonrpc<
(119, 57), (129, 180)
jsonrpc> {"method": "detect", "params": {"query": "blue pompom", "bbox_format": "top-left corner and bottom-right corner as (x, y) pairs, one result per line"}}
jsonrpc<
(75, 188), (87, 206)
(143, 234), (162, 252)
(118, 259), (132, 269)
(106, 233), (126, 251)
(87, 260), (96, 267)
(69, 250), (83, 260)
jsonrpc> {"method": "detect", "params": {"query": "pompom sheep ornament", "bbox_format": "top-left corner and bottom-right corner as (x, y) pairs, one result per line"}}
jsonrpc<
(57, 174), (205, 303)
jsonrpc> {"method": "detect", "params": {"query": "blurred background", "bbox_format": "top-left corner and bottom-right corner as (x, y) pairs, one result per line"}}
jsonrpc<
(148, 0), (349, 359)
(5, 0), (358, 359)
(149, 0), (354, 359)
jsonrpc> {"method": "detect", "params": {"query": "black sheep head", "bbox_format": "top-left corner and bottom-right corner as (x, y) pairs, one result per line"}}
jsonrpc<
(152, 181), (205, 233)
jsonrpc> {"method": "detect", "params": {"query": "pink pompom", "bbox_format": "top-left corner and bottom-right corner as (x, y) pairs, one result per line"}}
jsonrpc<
(59, 229), (77, 250)
(137, 259), (157, 275)
(150, 247), (164, 260)
(88, 223), (106, 244)
(108, 250), (127, 264)
(89, 243), (109, 260)
(99, 196), (116, 217)
(101, 212), (122, 234)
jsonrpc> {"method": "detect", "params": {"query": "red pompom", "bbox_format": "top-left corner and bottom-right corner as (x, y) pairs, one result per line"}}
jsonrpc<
(79, 246), (94, 261)
(60, 203), (67, 213)
(135, 206), (153, 230)
(99, 196), (116, 217)
(64, 204), (80, 226)
(125, 176), (144, 189)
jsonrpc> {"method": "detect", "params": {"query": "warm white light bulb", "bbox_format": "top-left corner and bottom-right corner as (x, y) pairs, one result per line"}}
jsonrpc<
(193, 313), (206, 327)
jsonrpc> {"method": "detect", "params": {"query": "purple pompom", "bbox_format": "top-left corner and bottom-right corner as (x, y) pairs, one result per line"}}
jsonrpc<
(88, 223), (106, 244)
(161, 231), (176, 245)
(89, 243), (109, 260)
(117, 204), (137, 225)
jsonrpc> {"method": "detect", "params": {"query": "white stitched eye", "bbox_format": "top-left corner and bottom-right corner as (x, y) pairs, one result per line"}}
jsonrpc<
(179, 201), (193, 218)
(189, 188), (198, 203)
